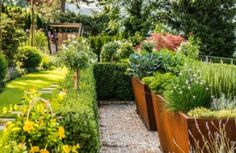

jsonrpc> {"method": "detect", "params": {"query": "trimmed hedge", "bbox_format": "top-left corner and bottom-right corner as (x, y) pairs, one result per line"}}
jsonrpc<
(0, 53), (8, 91)
(59, 67), (100, 153)
(93, 63), (134, 101)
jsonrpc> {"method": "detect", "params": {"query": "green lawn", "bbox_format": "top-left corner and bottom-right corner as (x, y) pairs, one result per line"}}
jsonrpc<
(0, 68), (67, 110)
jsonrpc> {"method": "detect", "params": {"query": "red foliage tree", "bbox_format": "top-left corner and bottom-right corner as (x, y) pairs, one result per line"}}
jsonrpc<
(136, 33), (186, 51)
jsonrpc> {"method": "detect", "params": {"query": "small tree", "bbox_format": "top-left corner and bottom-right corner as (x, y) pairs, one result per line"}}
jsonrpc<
(57, 38), (96, 89)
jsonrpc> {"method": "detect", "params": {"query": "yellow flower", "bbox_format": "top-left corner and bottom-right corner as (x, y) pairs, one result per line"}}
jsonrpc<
(62, 145), (70, 153)
(23, 121), (34, 133)
(30, 146), (40, 153)
(58, 126), (65, 139)
(71, 144), (80, 153)
(40, 149), (49, 153)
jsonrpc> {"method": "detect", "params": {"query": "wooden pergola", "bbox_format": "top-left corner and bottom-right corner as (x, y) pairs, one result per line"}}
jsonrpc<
(47, 23), (83, 54)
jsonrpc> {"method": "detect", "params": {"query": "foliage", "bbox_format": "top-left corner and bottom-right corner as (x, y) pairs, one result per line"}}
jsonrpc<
(188, 62), (236, 99)
(34, 29), (49, 54)
(188, 107), (236, 119)
(88, 35), (122, 61)
(0, 53), (8, 91)
(211, 94), (236, 111)
(59, 67), (100, 153)
(57, 38), (96, 70)
(0, 99), (79, 153)
(93, 63), (134, 101)
(141, 42), (155, 53)
(143, 72), (176, 95)
(127, 50), (185, 79)
(164, 69), (211, 112)
(99, 0), (170, 37)
(144, 33), (185, 51)
(55, 11), (108, 36)
(115, 41), (134, 61)
(40, 54), (55, 70)
(17, 46), (42, 72)
(168, 0), (236, 57)
(128, 32), (144, 45)
(127, 52), (163, 79)
(178, 35), (200, 59)
(1, 6), (27, 65)
(100, 41), (120, 62)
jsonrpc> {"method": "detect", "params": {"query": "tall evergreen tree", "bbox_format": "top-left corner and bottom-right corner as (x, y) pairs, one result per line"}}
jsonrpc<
(168, 0), (236, 57)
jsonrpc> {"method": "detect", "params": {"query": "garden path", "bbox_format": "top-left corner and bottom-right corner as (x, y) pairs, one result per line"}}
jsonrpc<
(99, 103), (162, 153)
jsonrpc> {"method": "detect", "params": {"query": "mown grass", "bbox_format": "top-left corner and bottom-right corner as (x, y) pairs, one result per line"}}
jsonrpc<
(0, 68), (67, 112)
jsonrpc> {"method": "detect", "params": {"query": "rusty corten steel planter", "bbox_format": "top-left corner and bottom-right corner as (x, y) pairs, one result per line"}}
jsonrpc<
(151, 93), (236, 153)
(131, 76), (157, 131)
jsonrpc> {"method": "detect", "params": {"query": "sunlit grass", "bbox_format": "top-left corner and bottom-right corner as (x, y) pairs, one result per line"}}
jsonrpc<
(0, 68), (67, 110)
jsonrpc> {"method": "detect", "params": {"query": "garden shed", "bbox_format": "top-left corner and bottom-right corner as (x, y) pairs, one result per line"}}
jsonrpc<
(47, 23), (83, 54)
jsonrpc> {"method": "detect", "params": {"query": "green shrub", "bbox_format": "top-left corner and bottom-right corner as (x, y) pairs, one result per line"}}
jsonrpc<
(35, 30), (49, 54)
(164, 69), (211, 112)
(17, 46), (42, 72)
(143, 72), (177, 95)
(178, 36), (200, 59)
(0, 53), (8, 91)
(40, 54), (55, 70)
(211, 94), (236, 111)
(141, 42), (155, 53)
(188, 107), (236, 119)
(115, 41), (134, 61)
(127, 50), (185, 79)
(88, 35), (122, 61)
(59, 67), (100, 153)
(100, 41), (120, 62)
(93, 63), (134, 101)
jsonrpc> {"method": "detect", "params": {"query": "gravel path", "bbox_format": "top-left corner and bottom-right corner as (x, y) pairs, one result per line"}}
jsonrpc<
(99, 104), (162, 153)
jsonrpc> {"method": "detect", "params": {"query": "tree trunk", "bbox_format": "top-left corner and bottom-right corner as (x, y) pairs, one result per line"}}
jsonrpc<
(60, 0), (66, 12)
(31, 1), (36, 47)
(0, 3), (3, 53)
(73, 69), (80, 90)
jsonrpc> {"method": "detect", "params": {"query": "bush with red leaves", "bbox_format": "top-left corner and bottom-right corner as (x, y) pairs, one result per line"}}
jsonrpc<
(136, 33), (186, 52)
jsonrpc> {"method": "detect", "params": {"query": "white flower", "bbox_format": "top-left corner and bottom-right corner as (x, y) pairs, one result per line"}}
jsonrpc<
(179, 91), (183, 94)
(193, 95), (196, 99)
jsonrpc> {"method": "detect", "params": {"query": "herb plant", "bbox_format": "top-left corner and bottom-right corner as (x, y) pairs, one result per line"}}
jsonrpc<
(164, 69), (211, 112)
(143, 72), (176, 95)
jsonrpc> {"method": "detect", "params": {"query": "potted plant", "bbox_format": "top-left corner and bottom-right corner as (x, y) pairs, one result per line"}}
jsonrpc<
(127, 51), (184, 131)
(147, 64), (236, 153)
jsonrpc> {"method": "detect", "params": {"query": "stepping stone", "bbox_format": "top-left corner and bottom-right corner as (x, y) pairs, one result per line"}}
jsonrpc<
(38, 90), (53, 94)
(41, 87), (56, 91)
(50, 84), (59, 88)
(0, 125), (5, 130)
(10, 111), (22, 115)
(0, 118), (16, 122)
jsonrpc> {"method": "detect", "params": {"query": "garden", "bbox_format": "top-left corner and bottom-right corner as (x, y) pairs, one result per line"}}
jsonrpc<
(0, 0), (236, 153)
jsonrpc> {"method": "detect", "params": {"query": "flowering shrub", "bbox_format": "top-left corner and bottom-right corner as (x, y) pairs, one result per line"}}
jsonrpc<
(136, 33), (185, 51)
(0, 99), (79, 153)
(164, 69), (211, 112)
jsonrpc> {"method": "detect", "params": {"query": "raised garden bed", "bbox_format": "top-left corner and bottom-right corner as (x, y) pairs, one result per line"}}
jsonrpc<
(131, 76), (157, 131)
(151, 93), (236, 153)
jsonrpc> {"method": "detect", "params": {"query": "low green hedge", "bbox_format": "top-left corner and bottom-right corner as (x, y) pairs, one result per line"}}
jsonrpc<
(59, 67), (100, 153)
(93, 63), (134, 101)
